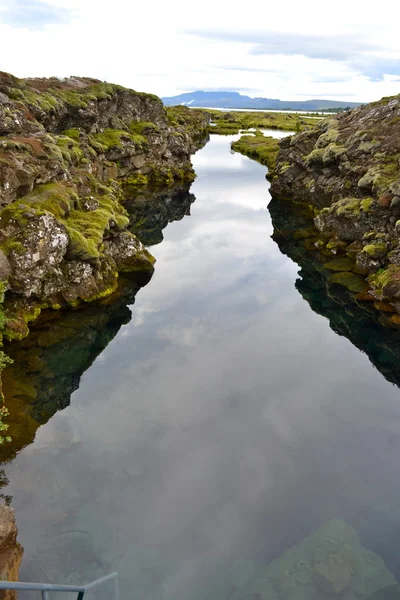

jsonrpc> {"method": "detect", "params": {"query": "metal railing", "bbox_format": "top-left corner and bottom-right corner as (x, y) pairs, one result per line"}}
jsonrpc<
(0, 572), (118, 600)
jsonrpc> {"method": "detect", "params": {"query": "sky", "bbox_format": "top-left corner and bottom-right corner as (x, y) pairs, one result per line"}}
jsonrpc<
(0, 0), (399, 102)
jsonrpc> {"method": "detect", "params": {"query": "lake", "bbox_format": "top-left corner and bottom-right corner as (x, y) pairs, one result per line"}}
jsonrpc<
(3, 131), (400, 600)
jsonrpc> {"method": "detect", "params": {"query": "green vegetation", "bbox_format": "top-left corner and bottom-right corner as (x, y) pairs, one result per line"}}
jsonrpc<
(204, 109), (320, 135)
(329, 271), (369, 293)
(231, 131), (280, 178)
(369, 265), (400, 298)
(90, 129), (146, 152)
(0, 282), (12, 444)
(0, 182), (130, 262)
(5, 78), (160, 116)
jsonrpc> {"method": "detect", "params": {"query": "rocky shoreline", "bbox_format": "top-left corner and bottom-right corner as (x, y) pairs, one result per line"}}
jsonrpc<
(0, 72), (208, 369)
(269, 95), (400, 318)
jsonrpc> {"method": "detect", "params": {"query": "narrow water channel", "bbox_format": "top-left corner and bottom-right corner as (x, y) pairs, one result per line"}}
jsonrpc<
(4, 132), (400, 600)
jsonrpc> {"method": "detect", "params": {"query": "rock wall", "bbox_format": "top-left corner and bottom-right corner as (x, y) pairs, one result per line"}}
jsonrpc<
(0, 505), (23, 600)
(0, 73), (209, 343)
(271, 95), (400, 311)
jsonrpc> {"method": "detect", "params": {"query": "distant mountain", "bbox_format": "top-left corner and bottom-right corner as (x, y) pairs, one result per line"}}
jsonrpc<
(161, 91), (362, 111)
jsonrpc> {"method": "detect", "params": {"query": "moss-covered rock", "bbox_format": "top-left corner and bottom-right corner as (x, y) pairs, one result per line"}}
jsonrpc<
(0, 71), (210, 362)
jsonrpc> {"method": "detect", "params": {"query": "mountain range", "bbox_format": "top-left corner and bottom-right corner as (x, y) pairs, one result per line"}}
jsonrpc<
(161, 91), (362, 111)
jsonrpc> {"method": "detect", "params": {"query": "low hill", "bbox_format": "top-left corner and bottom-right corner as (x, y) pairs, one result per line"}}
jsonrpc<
(161, 90), (362, 111)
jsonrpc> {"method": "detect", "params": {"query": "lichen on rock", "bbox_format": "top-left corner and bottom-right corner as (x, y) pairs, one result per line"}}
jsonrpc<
(0, 71), (209, 351)
(271, 92), (400, 312)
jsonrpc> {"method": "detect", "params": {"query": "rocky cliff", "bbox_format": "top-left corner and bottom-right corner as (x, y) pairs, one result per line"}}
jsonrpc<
(0, 73), (209, 346)
(271, 95), (400, 314)
(0, 505), (23, 600)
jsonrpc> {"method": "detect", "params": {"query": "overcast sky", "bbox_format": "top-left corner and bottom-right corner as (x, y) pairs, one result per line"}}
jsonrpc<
(0, 0), (399, 102)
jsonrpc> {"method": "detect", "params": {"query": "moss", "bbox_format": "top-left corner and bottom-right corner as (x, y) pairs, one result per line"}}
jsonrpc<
(315, 128), (339, 148)
(231, 133), (279, 175)
(305, 148), (324, 166)
(0, 239), (25, 256)
(56, 135), (84, 164)
(203, 108), (319, 134)
(369, 265), (400, 299)
(322, 143), (347, 164)
(129, 121), (159, 135)
(363, 242), (387, 258)
(324, 257), (358, 272)
(63, 128), (81, 140)
(335, 197), (361, 217)
(329, 271), (369, 293)
(360, 197), (374, 212)
(90, 129), (146, 152)
(121, 173), (149, 193)
(90, 129), (131, 151)
(0, 182), (130, 262)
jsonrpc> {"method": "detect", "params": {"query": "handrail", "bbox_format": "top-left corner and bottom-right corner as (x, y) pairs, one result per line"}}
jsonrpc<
(0, 572), (118, 600)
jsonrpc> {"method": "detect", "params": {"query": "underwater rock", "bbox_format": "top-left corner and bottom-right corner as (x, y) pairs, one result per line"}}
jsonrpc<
(247, 520), (399, 600)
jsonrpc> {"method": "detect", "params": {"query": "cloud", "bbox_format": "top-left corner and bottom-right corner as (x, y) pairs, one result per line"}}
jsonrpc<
(0, 0), (72, 29)
(187, 29), (382, 60)
(186, 29), (400, 81)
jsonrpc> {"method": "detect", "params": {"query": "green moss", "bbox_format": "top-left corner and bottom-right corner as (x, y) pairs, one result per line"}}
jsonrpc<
(231, 133), (279, 175)
(369, 265), (400, 299)
(363, 242), (387, 258)
(322, 143), (347, 164)
(121, 173), (149, 193)
(129, 121), (159, 135)
(329, 271), (369, 292)
(360, 197), (374, 212)
(90, 129), (146, 152)
(56, 135), (84, 163)
(315, 128), (339, 148)
(324, 257), (358, 272)
(0, 182), (130, 263)
(202, 108), (319, 134)
(90, 129), (130, 151)
(305, 148), (324, 166)
(0, 239), (25, 256)
(335, 197), (361, 217)
(63, 128), (81, 140)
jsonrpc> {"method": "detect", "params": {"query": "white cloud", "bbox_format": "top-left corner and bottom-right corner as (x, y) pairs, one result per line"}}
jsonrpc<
(0, 0), (399, 101)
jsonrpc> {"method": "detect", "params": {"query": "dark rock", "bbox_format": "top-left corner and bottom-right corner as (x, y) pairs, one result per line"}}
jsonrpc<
(271, 94), (400, 307)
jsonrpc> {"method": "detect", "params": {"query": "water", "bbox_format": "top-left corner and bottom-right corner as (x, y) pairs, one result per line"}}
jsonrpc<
(190, 106), (327, 115)
(3, 132), (400, 599)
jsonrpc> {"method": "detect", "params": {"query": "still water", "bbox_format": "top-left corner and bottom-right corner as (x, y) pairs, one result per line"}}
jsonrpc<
(4, 132), (400, 599)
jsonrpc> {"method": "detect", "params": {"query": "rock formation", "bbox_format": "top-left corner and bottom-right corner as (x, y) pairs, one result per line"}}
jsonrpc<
(0, 72), (209, 346)
(0, 184), (196, 462)
(0, 505), (23, 600)
(271, 95), (400, 315)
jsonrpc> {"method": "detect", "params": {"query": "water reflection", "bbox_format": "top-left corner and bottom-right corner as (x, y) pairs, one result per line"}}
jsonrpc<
(2, 135), (400, 600)
(269, 197), (400, 389)
(0, 183), (196, 463)
(0, 275), (148, 463)
(126, 184), (196, 247)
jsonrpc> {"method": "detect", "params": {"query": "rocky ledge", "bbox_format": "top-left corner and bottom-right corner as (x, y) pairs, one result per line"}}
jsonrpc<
(271, 95), (400, 315)
(0, 73), (209, 347)
(0, 505), (23, 600)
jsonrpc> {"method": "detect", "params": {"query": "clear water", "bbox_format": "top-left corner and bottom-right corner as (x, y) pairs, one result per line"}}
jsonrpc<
(4, 132), (400, 599)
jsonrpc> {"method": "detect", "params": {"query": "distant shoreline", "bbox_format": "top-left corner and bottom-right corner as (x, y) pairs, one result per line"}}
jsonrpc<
(189, 105), (330, 115)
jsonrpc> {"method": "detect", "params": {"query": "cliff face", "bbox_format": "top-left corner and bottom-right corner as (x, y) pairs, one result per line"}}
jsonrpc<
(0, 73), (209, 342)
(0, 505), (23, 600)
(271, 95), (400, 311)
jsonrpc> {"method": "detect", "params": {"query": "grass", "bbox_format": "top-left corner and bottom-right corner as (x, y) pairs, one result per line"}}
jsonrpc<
(204, 109), (320, 135)
(231, 131), (280, 178)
